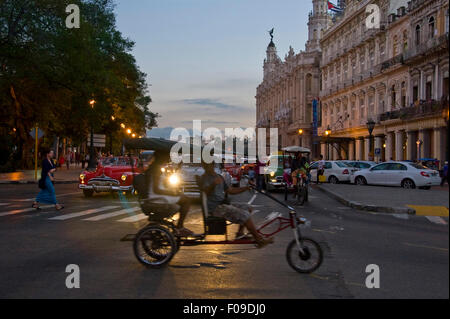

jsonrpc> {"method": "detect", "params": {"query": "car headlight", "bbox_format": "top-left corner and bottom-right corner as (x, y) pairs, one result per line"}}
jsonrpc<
(80, 174), (85, 180)
(121, 174), (127, 182)
(270, 171), (275, 177)
(168, 174), (181, 186)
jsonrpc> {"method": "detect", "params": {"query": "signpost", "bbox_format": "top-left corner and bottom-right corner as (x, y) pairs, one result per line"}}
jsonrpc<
(91, 134), (106, 148)
(30, 126), (44, 180)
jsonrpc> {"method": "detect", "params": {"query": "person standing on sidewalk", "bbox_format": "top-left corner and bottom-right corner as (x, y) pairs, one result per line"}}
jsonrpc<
(441, 161), (448, 187)
(65, 151), (71, 170)
(317, 155), (325, 184)
(32, 149), (64, 211)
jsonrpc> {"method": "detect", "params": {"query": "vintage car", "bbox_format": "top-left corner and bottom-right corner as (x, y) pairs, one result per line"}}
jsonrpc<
(79, 156), (142, 197)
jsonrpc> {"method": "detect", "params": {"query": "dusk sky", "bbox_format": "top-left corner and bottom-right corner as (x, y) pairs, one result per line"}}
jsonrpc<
(114, 0), (313, 137)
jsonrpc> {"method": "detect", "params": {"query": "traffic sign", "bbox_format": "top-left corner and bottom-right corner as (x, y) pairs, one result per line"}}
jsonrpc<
(30, 128), (44, 140)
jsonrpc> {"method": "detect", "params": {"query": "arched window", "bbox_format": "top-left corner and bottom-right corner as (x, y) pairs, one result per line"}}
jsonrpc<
(415, 25), (421, 46)
(429, 17), (435, 38)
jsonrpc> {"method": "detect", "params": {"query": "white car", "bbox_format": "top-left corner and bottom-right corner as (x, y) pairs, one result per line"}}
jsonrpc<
(351, 161), (441, 189)
(310, 161), (352, 184)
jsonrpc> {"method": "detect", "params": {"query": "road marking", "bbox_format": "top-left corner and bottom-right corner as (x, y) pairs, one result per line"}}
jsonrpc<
(248, 194), (257, 205)
(117, 213), (148, 223)
(403, 242), (448, 252)
(14, 192), (82, 202)
(83, 207), (140, 221)
(0, 205), (54, 217)
(312, 228), (336, 234)
(425, 216), (448, 225)
(407, 205), (449, 217)
(48, 206), (119, 220)
(393, 214), (409, 220)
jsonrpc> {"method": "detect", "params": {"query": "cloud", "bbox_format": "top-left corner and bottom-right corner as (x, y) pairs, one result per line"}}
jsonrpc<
(181, 98), (247, 111)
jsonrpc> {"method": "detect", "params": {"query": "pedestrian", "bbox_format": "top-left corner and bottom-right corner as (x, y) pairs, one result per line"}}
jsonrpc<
(32, 148), (64, 211)
(81, 153), (86, 169)
(58, 154), (65, 168)
(441, 161), (448, 187)
(65, 151), (71, 170)
(317, 154), (325, 184)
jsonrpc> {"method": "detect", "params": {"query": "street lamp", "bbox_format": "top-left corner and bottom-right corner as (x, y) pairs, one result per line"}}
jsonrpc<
(87, 99), (96, 170)
(324, 125), (331, 159)
(366, 119), (376, 161)
(416, 139), (422, 162)
(298, 129), (304, 135)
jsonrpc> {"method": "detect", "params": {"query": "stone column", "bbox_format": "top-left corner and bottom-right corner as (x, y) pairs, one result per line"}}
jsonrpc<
(395, 131), (404, 161)
(320, 143), (327, 159)
(385, 132), (393, 161)
(348, 140), (355, 160)
(333, 143), (340, 160)
(363, 137), (370, 161)
(355, 138), (363, 160)
(433, 128), (444, 163)
(406, 131), (417, 161)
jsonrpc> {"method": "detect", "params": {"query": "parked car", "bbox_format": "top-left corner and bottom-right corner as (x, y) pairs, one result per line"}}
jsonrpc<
(310, 161), (352, 184)
(340, 160), (376, 175)
(351, 161), (441, 189)
(79, 156), (141, 197)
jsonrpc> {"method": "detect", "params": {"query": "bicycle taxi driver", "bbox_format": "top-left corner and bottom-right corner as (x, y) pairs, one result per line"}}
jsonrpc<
(138, 153), (195, 238)
(199, 161), (274, 248)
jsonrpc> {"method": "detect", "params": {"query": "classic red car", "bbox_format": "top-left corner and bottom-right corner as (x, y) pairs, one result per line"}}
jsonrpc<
(223, 162), (242, 187)
(79, 156), (142, 197)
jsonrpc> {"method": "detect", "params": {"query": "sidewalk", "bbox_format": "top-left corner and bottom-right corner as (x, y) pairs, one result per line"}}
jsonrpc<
(316, 183), (449, 215)
(0, 165), (84, 184)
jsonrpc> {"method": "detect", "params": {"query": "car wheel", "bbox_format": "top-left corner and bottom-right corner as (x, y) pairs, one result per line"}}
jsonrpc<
(83, 189), (94, 198)
(355, 176), (367, 186)
(401, 179), (416, 189)
(329, 176), (339, 184)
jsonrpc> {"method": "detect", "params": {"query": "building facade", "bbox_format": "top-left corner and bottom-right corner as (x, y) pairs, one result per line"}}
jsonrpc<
(319, 0), (449, 164)
(256, 0), (331, 157)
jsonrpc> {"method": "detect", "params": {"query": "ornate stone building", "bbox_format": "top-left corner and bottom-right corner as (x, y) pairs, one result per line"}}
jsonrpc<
(256, 0), (331, 157)
(319, 0), (449, 164)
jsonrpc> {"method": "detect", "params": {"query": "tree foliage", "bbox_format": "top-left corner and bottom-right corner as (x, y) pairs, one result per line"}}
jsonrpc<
(0, 0), (158, 170)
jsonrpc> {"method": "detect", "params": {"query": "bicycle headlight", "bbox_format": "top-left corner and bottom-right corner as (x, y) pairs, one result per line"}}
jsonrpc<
(168, 174), (180, 186)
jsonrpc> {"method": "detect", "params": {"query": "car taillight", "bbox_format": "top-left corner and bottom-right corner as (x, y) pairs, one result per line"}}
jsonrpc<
(343, 169), (349, 175)
(420, 171), (430, 177)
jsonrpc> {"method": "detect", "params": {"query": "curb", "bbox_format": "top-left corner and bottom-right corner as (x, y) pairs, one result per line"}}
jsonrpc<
(0, 181), (79, 185)
(316, 185), (416, 215)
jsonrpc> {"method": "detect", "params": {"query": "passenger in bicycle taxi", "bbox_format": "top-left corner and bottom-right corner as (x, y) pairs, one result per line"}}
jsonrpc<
(199, 162), (274, 248)
(135, 153), (195, 238)
(291, 155), (310, 187)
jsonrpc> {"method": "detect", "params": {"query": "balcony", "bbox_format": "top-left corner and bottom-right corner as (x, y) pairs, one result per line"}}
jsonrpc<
(378, 100), (448, 122)
(403, 34), (449, 62)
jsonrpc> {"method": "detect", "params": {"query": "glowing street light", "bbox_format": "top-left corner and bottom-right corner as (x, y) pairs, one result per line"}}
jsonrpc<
(120, 123), (126, 129)
(298, 129), (304, 135)
(132, 133), (136, 138)
(89, 99), (96, 108)
(127, 129), (132, 135)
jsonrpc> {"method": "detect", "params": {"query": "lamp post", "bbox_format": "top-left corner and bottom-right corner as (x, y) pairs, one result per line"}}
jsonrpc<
(87, 99), (96, 170)
(366, 119), (376, 161)
(324, 125), (331, 159)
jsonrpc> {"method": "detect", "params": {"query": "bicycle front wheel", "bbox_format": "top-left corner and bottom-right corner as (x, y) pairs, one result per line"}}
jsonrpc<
(286, 238), (323, 274)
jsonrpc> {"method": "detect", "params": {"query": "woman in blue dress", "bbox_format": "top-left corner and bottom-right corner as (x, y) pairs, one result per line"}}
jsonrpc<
(32, 149), (64, 211)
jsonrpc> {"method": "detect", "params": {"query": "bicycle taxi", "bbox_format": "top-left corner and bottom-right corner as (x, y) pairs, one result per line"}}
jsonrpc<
(280, 146), (311, 205)
(122, 138), (323, 274)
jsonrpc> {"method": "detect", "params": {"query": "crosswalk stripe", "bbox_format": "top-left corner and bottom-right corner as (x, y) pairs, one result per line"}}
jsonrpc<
(425, 216), (448, 225)
(117, 213), (148, 223)
(0, 205), (54, 217)
(83, 207), (140, 221)
(48, 206), (119, 221)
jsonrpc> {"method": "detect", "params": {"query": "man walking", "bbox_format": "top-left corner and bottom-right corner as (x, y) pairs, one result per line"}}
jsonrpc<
(441, 161), (448, 187)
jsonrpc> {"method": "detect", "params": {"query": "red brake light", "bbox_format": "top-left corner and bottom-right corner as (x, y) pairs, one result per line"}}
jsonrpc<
(420, 171), (430, 177)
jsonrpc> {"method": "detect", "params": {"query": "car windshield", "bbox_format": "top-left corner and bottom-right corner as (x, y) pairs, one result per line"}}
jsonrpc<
(336, 162), (351, 168)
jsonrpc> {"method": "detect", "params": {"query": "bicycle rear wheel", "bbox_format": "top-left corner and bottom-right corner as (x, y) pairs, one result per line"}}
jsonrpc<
(286, 238), (323, 274)
(133, 225), (177, 268)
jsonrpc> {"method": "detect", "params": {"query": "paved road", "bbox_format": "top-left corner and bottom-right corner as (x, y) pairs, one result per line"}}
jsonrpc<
(0, 184), (448, 299)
